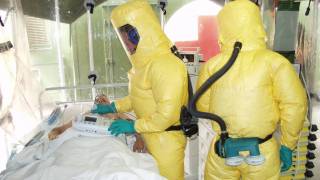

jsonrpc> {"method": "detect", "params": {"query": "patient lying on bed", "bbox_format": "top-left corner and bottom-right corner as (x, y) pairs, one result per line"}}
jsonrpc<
(48, 94), (146, 153)
(0, 97), (163, 180)
(2, 112), (163, 180)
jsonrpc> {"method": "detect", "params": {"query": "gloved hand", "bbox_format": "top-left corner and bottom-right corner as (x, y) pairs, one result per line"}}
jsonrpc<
(91, 102), (117, 114)
(280, 145), (293, 172)
(108, 119), (136, 136)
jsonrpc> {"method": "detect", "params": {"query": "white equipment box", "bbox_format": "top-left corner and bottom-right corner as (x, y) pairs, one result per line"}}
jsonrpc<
(73, 114), (114, 136)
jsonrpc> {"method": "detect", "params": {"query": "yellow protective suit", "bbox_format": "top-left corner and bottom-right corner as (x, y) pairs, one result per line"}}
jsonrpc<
(196, 0), (307, 179)
(110, 1), (188, 180)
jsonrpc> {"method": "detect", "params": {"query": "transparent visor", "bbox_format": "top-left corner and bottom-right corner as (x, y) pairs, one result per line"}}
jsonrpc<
(118, 24), (140, 55)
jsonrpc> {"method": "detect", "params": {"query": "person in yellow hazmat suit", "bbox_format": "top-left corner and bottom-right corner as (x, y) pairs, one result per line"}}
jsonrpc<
(195, 0), (307, 179)
(90, 0), (188, 179)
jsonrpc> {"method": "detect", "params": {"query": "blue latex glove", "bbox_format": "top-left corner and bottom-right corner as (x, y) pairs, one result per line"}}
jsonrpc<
(108, 119), (136, 136)
(280, 145), (293, 172)
(91, 102), (117, 114)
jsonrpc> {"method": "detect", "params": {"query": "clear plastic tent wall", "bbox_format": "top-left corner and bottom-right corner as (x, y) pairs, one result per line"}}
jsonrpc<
(296, 0), (320, 106)
(295, 1), (320, 178)
(0, 0), (54, 171)
(0, 0), (153, 172)
(261, 0), (275, 49)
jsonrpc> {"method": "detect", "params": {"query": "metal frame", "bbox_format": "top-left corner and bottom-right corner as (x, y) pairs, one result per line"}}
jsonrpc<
(39, 83), (128, 120)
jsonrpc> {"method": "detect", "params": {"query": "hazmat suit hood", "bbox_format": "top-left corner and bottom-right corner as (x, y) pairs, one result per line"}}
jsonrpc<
(111, 2), (188, 180)
(111, 0), (172, 68)
(217, 0), (267, 51)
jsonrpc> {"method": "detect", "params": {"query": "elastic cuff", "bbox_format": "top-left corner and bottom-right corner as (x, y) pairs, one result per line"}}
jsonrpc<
(110, 102), (117, 113)
(134, 120), (141, 133)
(90, 104), (97, 113)
(281, 144), (294, 151)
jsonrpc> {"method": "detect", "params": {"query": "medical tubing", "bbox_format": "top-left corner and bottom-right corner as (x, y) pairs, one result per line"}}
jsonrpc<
(188, 42), (242, 141)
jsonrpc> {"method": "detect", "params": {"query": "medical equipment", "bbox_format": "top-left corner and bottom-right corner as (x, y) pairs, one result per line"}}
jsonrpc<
(24, 130), (45, 147)
(158, 0), (167, 15)
(179, 48), (202, 79)
(73, 114), (114, 136)
(47, 107), (62, 125)
(215, 137), (266, 166)
(88, 71), (98, 85)
(84, 0), (95, 14)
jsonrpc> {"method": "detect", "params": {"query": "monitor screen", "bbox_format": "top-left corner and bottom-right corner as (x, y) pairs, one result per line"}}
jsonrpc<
(84, 116), (97, 122)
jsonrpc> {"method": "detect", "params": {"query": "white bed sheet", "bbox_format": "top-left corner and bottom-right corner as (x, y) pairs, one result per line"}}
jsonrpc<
(0, 129), (164, 180)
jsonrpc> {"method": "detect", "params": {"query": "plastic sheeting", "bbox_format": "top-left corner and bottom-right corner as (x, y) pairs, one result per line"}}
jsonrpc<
(261, 0), (275, 49)
(295, 1), (320, 179)
(0, 31), (41, 144)
(0, 131), (164, 180)
(296, 1), (319, 94)
(0, 0), (55, 172)
(274, 10), (299, 51)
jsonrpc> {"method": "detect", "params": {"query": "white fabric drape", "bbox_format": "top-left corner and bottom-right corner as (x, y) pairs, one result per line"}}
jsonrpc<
(0, 0), (40, 143)
(0, 0), (54, 171)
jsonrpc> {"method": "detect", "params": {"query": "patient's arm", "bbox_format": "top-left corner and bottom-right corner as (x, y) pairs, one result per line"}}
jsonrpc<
(116, 113), (147, 153)
(49, 95), (111, 140)
(48, 121), (72, 140)
(48, 95), (147, 153)
(48, 114), (148, 153)
(47, 113), (125, 140)
(133, 134), (147, 153)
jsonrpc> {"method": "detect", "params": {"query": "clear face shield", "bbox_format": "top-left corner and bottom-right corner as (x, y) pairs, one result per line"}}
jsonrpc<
(117, 24), (140, 55)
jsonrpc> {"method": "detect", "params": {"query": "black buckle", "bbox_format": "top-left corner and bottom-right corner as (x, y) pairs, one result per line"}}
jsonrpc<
(165, 106), (198, 138)
(180, 106), (198, 137)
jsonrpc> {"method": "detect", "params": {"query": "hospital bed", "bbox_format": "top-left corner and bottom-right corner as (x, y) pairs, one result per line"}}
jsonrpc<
(0, 84), (165, 180)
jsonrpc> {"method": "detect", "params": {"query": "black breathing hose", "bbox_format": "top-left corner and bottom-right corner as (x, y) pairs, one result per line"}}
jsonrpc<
(255, 0), (259, 6)
(188, 41), (242, 142)
(170, 45), (194, 101)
